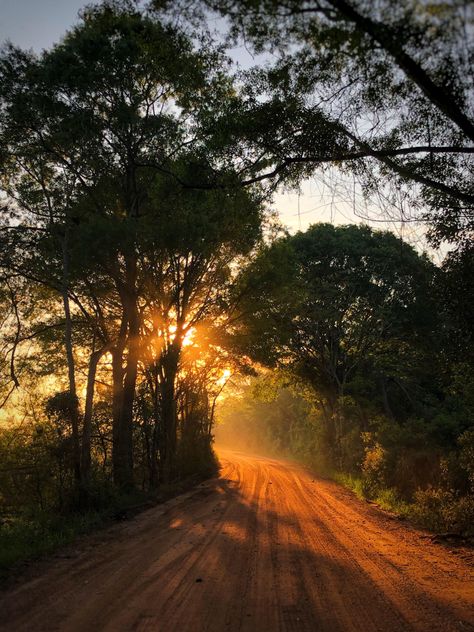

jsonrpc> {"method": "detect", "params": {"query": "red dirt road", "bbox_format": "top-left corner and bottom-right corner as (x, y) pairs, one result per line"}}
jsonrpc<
(1, 450), (473, 632)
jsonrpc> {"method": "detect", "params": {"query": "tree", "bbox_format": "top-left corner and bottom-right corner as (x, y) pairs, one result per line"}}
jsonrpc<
(137, 169), (263, 481)
(175, 0), (474, 247)
(0, 1), (264, 489)
(233, 223), (437, 458)
(0, 3), (191, 488)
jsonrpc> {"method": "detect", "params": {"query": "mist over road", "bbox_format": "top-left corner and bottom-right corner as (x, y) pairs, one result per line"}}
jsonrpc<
(1, 450), (473, 632)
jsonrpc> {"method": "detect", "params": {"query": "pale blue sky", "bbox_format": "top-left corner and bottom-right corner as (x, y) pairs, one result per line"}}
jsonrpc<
(0, 0), (97, 51)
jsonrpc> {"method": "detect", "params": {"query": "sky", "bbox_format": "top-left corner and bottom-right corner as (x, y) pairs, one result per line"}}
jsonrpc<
(0, 0), (93, 51)
(0, 0), (432, 252)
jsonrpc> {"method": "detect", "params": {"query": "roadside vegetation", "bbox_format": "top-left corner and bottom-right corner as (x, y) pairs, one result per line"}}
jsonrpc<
(217, 225), (474, 537)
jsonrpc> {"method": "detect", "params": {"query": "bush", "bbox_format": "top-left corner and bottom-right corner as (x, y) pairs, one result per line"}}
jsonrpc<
(459, 428), (474, 491)
(361, 436), (387, 497)
(447, 495), (474, 536)
(176, 438), (219, 480)
(411, 487), (454, 532)
(410, 486), (474, 535)
(0, 511), (107, 582)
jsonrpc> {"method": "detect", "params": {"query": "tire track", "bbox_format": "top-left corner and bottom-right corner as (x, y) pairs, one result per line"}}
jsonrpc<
(0, 450), (472, 632)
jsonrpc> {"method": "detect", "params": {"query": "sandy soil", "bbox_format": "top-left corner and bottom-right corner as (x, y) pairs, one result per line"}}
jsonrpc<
(1, 449), (473, 632)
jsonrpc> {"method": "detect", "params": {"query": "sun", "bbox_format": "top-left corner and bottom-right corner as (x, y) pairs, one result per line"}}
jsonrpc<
(182, 327), (196, 348)
(167, 325), (196, 347)
(217, 368), (232, 386)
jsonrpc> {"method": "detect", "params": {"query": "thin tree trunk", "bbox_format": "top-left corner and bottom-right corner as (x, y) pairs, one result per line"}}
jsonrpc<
(61, 228), (81, 484)
(146, 368), (160, 489)
(160, 377), (177, 484)
(159, 347), (179, 484)
(112, 309), (127, 488)
(81, 343), (111, 483)
(116, 285), (140, 490)
(118, 344), (138, 489)
(112, 342), (128, 488)
(380, 375), (394, 420)
(112, 254), (139, 491)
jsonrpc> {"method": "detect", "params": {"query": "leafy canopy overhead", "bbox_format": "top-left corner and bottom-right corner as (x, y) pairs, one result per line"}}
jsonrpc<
(170, 0), (474, 248)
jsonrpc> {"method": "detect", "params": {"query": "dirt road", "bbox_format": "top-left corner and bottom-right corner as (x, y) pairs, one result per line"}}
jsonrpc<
(1, 450), (473, 632)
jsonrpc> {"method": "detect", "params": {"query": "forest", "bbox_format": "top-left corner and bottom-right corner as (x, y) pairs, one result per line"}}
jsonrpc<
(0, 0), (473, 575)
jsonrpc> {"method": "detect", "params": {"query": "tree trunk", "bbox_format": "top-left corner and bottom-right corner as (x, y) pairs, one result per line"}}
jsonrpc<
(112, 311), (128, 489)
(159, 347), (179, 484)
(118, 334), (139, 490)
(112, 256), (139, 491)
(379, 375), (394, 420)
(81, 343), (110, 484)
(112, 348), (125, 486)
(146, 368), (160, 489)
(61, 229), (81, 484)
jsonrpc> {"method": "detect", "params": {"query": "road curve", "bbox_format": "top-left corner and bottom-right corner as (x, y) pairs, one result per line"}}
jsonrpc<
(1, 449), (473, 632)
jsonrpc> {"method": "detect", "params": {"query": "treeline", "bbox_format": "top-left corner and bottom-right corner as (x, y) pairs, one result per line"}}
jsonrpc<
(0, 3), (263, 526)
(218, 224), (474, 535)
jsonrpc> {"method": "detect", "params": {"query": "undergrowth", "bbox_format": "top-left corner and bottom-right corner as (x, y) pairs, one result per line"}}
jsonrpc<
(0, 469), (216, 584)
(332, 470), (473, 535)
(0, 511), (108, 580)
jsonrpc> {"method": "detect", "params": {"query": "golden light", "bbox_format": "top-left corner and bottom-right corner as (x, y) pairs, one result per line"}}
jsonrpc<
(182, 327), (196, 347)
(217, 368), (232, 386)
(167, 325), (196, 347)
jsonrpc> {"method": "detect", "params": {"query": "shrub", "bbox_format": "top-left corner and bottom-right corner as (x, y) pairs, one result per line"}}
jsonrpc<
(361, 436), (387, 497)
(410, 486), (474, 535)
(411, 486), (454, 532)
(447, 495), (474, 536)
(459, 428), (474, 491)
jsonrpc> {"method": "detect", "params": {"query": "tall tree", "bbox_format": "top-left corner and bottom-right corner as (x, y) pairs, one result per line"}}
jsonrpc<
(138, 168), (263, 481)
(233, 223), (437, 456)
(0, 1), (248, 488)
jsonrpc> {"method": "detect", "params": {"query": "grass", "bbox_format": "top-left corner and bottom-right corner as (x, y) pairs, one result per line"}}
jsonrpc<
(373, 487), (411, 517)
(0, 510), (110, 583)
(330, 471), (411, 518)
(333, 472), (366, 500)
(0, 472), (215, 585)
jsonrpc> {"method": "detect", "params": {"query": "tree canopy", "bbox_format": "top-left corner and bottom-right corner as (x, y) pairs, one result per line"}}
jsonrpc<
(0, 1), (264, 492)
(170, 0), (474, 248)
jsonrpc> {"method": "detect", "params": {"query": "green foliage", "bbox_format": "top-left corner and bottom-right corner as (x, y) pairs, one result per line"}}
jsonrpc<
(410, 488), (474, 536)
(45, 392), (79, 423)
(361, 438), (387, 497)
(0, 0), (265, 498)
(176, 440), (219, 480)
(0, 480), (151, 582)
(0, 511), (108, 582)
(234, 223), (439, 456)
(189, 0), (474, 248)
(222, 223), (473, 538)
(0, 0), (473, 572)
(459, 429), (474, 492)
